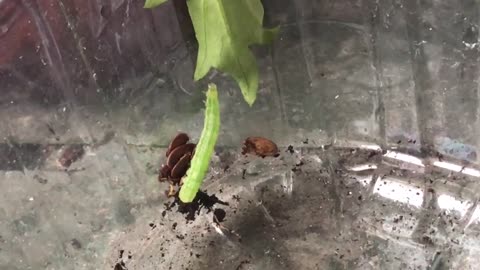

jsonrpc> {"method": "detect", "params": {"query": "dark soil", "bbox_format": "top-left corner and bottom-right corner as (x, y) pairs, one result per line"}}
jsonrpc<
(164, 190), (229, 222)
(58, 144), (85, 168)
(114, 261), (127, 270)
(213, 208), (226, 223)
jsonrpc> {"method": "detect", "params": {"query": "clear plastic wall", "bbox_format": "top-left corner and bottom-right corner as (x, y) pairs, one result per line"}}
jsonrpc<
(2, 0), (480, 269)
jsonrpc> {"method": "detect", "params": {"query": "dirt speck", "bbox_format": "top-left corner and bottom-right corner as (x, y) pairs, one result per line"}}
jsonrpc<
(34, 175), (48, 184)
(213, 208), (226, 223)
(236, 260), (251, 270)
(421, 235), (434, 246)
(119, 250), (124, 259)
(393, 216), (404, 223)
(114, 261), (127, 270)
(71, 238), (82, 249)
(58, 145), (85, 168)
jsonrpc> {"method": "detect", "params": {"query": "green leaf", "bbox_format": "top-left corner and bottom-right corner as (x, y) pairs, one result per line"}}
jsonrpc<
(144, 0), (168, 9)
(187, 0), (278, 106)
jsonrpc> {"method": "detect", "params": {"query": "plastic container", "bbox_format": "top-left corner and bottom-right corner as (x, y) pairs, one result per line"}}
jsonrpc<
(1, 0), (480, 269)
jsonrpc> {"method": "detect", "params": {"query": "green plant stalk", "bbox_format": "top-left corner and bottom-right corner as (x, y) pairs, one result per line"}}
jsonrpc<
(179, 84), (220, 202)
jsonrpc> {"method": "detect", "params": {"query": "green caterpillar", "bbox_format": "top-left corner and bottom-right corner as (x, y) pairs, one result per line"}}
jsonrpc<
(179, 84), (220, 203)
